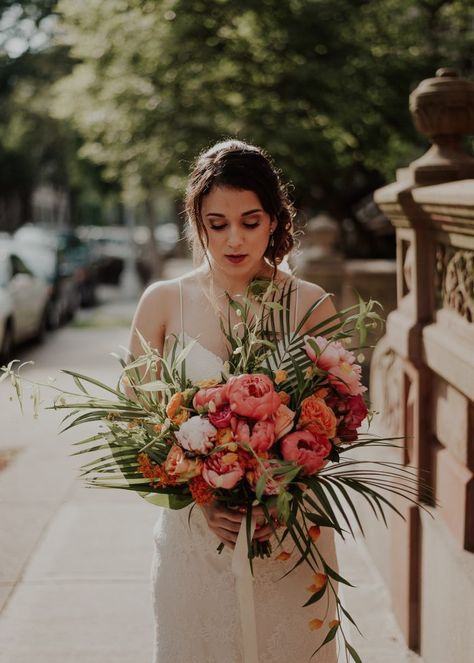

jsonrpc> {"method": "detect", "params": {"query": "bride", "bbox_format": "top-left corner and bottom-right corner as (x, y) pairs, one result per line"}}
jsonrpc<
(127, 139), (339, 662)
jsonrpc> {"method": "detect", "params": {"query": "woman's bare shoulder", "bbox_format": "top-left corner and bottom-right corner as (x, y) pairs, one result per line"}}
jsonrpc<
(292, 276), (338, 335)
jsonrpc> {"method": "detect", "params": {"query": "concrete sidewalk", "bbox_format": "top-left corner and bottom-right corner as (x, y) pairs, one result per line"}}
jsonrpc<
(0, 285), (421, 663)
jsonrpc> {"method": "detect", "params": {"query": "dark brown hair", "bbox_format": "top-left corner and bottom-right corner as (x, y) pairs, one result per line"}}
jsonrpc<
(184, 139), (295, 275)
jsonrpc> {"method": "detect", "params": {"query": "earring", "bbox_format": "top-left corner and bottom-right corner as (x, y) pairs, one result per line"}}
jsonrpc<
(270, 232), (275, 248)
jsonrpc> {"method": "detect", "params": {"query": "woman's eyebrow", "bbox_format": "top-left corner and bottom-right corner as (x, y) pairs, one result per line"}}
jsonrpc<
(205, 208), (263, 218)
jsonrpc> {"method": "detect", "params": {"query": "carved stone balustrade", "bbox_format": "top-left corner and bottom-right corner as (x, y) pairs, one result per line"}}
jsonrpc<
(368, 69), (474, 663)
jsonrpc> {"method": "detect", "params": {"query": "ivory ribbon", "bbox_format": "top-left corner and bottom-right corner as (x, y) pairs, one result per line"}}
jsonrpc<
(231, 514), (259, 663)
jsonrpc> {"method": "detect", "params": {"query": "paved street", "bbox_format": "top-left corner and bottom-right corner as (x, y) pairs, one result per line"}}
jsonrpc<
(0, 274), (422, 663)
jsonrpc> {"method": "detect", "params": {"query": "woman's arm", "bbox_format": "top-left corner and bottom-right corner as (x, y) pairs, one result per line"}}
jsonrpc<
(124, 282), (169, 401)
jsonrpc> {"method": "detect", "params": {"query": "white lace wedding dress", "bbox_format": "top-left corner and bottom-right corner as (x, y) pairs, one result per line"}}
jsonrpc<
(151, 280), (338, 663)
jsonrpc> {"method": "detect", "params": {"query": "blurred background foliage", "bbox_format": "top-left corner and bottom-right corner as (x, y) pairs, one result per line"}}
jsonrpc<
(1, 0), (473, 253)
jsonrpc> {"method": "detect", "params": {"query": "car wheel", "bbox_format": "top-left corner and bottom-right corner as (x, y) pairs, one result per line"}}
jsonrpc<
(0, 322), (14, 365)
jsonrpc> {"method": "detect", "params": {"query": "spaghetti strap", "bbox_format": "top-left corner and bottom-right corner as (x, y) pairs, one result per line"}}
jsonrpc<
(293, 278), (299, 331)
(178, 279), (184, 341)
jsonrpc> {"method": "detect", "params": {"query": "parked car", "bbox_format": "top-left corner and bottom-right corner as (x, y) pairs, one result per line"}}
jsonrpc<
(0, 240), (50, 362)
(77, 223), (179, 286)
(57, 231), (98, 308)
(13, 225), (79, 329)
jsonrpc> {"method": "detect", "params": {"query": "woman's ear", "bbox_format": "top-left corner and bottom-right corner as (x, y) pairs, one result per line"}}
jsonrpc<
(270, 217), (278, 234)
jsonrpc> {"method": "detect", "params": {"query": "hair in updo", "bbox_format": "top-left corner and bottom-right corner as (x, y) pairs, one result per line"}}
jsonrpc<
(184, 139), (295, 275)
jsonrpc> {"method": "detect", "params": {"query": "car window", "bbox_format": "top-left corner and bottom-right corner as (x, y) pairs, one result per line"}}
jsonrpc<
(10, 254), (32, 277)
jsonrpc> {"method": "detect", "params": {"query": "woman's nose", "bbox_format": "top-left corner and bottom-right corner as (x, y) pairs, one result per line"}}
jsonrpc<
(227, 228), (244, 248)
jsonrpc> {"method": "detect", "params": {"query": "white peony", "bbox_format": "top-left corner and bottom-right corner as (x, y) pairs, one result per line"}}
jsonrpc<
(175, 416), (217, 454)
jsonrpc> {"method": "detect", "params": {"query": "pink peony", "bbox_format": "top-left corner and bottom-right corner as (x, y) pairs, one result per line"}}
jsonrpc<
(193, 385), (228, 413)
(208, 404), (233, 429)
(304, 336), (345, 370)
(273, 404), (296, 440)
(328, 361), (367, 396)
(175, 416), (217, 454)
(202, 450), (244, 489)
(226, 373), (281, 421)
(280, 430), (331, 475)
(249, 420), (276, 454)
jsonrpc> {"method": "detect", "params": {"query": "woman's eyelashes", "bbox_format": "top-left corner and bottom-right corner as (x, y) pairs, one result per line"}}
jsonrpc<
(210, 222), (260, 231)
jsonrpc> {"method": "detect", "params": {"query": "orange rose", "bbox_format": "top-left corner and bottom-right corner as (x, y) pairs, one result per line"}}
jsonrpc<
(298, 395), (337, 439)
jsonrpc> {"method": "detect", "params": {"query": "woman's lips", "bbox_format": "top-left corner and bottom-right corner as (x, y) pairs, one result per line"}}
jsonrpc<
(225, 254), (247, 264)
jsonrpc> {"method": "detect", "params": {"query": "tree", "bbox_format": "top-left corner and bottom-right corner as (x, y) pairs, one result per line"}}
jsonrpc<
(54, 0), (474, 225)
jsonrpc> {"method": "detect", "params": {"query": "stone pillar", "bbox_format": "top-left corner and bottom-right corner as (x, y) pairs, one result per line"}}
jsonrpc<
(372, 69), (474, 656)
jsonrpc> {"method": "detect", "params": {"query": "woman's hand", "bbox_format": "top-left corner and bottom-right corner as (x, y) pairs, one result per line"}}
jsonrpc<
(199, 501), (244, 550)
(251, 504), (281, 543)
(200, 501), (282, 550)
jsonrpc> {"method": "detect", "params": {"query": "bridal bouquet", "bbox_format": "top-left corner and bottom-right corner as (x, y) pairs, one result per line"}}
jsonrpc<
(1, 279), (423, 662)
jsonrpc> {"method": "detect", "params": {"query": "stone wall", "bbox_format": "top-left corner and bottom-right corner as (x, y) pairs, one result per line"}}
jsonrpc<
(367, 70), (474, 662)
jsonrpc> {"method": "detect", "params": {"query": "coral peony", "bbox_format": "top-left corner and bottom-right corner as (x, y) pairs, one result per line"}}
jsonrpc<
(226, 373), (281, 421)
(249, 420), (276, 453)
(202, 450), (244, 489)
(298, 395), (337, 439)
(175, 416), (216, 454)
(193, 384), (228, 413)
(281, 430), (331, 475)
(231, 416), (251, 446)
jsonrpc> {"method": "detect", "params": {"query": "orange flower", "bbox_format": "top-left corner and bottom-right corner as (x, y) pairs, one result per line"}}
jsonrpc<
(304, 366), (315, 379)
(307, 573), (327, 593)
(166, 392), (184, 418)
(276, 551), (291, 561)
(216, 427), (233, 445)
(298, 395), (337, 439)
(278, 390), (290, 406)
(153, 423), (163, 433)
(166, 392), (190, 425)
(308, 618), (324, 631)
(172, 409), (190, 426)
(308, 525), (321, 542)
(221, 452), (239, 465)
(314, 387), (329, 399)
(189, 475), (214, 505)
(164, 445), (203, 482)
(137, 452), (176, 488)
(274, 369), (288, 385)
(328, 619), (340, 629)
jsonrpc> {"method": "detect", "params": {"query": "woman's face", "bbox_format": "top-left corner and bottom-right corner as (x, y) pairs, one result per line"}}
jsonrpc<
(200, 186), (276, 278)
